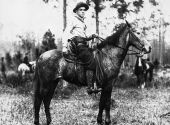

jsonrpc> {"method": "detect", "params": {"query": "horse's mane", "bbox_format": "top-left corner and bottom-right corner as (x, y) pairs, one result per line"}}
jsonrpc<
(97, 23), (127, 49)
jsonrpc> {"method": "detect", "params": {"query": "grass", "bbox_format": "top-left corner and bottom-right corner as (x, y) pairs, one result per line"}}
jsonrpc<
(1, 84), (170, 125)
(0, 72), (170, 125)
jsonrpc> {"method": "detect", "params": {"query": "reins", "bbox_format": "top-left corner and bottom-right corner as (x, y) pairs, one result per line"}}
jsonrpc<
(96, 36), (141, 55)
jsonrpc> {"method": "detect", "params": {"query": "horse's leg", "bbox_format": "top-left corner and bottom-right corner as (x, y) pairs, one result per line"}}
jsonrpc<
(97, 90), (105, 124)
(144, 72), (148, 88)
(148, 69), (154, 88)
(137, 75), (144, 89)
(33, 80), (42, 125)
(104, 87), (113, 125)
(149, 69), (153, 82)
(34, 94), (42, 125)
(86, 70), (94, 94)
(97, 82), (113, 125)
(141, 75), (145, 89)
(43, 80), (59, 125)
(137, 76), (140, 88)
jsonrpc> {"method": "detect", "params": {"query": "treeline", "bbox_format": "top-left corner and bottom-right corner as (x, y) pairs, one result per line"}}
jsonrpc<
(2, 29), (57, 71)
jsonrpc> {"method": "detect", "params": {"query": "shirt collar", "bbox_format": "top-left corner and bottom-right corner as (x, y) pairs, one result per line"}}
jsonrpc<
(74, 14), (85, 23)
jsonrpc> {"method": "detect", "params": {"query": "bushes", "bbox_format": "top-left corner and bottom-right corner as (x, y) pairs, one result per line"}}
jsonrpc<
(3, 70), (32, 88)
(115, 71), (137, 88)
(54, 80), (79, 99)
(6, 71), (20, 87)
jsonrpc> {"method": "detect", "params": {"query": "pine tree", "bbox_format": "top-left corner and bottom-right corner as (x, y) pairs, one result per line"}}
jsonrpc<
(41, 29), (57, 53)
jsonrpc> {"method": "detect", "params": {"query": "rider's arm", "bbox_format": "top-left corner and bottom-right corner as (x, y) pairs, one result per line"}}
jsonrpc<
(85, 34), (98, 41)
(62, 20), (75, 52)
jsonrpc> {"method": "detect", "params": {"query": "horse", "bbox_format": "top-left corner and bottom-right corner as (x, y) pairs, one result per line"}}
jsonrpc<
(29, 61), (36, 72)
(134, 54), (154, 89)
(33, 21), (151, 125)
(18, 61), (36, 79)
(18, 63), (30, 77)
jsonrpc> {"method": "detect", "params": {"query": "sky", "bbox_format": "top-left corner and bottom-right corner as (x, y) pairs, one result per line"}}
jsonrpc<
(0, 0), (63, 42)
(0, 0), (170, 54)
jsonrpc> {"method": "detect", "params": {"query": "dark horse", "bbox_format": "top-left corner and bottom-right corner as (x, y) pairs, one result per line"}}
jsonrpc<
(134, 54), (154, 89)
(33, 21), (151, 125)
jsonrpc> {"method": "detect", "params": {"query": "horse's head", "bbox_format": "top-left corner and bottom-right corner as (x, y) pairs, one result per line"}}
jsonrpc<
(29, 61), (36, 72)
(125, 20), (151, 53)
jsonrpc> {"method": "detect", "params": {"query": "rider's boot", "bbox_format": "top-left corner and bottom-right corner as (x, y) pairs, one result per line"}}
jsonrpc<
(57, 69), (63, 79)
(86, 71), (102, 95)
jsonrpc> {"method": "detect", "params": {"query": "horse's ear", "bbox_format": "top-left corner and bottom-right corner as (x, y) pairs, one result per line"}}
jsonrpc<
(125, 20), (131, 28)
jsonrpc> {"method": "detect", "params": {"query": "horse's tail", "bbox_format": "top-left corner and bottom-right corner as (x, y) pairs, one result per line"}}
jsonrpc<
(33, 59), (41, 97)
(33, 59), (45, 98)
(35, 59), (46, 98)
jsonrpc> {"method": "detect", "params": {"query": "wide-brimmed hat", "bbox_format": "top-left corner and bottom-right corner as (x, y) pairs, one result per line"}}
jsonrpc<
(73, 2), (89, 13)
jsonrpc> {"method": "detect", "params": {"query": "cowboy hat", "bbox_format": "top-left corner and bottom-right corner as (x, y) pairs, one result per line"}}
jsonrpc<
(73, 2), (89, 13)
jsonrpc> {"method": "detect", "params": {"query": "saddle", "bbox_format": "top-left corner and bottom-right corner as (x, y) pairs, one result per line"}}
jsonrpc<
(63, 51), (84, 65)
(63, 36), (94, 67)
(63, 36), (105, 83)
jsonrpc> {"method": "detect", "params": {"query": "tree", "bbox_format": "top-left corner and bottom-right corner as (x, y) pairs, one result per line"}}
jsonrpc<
(63, 0), (67, 31)
(16, 32), (36, 61)
(5, 52), (12, 68)
(149, 0), (159, 6)
(17, 33), (33, 53)
(12, 51), (23, 69)
(40, 29), (57, 53)
(111, 0), (144, 19)
(89, 0), (104, 35)
(42, 0), (66, 31)
(153, 58), (159, 70)
(35, 48), (40, 59)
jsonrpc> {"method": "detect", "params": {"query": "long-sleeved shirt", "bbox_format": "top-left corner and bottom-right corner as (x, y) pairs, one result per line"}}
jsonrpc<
(62, 14), (87, 52)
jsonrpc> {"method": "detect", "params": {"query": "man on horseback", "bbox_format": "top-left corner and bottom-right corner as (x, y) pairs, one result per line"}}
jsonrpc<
(60, 2), (101, 93)
(135, 28), (152, 69)
(139, 34), (152, 70)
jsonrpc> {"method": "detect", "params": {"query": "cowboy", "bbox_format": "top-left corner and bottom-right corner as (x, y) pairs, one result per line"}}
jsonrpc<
(61, 2), (100, 94)
(139, 34), (152, 70)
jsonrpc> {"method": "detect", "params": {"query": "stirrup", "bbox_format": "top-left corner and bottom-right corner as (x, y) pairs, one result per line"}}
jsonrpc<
(87, 87), (102, 95)
(56, 74), (62, 79)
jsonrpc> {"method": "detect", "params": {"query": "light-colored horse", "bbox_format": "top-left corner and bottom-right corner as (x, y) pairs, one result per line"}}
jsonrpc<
(18, 61), (36, 79)
(18, 63), (30, 77)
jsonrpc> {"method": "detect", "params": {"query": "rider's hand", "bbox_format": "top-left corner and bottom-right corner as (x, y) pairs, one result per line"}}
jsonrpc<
(92, 34), (99, 39)
(87, 34), (99, 41)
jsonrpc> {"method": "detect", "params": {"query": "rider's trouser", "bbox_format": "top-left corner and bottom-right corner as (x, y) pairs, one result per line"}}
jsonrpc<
(77, 45), (96, 71)
(77, 45), (98, 90)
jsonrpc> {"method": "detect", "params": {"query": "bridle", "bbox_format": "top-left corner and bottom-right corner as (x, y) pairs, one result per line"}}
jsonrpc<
(126, 29), (145, 55)
(96, 27), (145, 55)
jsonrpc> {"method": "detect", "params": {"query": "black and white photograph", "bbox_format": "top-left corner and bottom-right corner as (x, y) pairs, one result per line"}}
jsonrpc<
(0, 0), (170, 125)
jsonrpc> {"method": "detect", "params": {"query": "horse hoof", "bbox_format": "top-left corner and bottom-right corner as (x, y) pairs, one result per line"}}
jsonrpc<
(87, 88), (93, 95)
(106, 119), (117, 125)
(97, 117), (103, 124)
(47, 121), (51, 125)
(105, 120), (111, 125)
(97, 121), (103, 125)
(87, 88), (102, 95)
(34, 121), (39, 125)
(47, 119), (51, 125)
